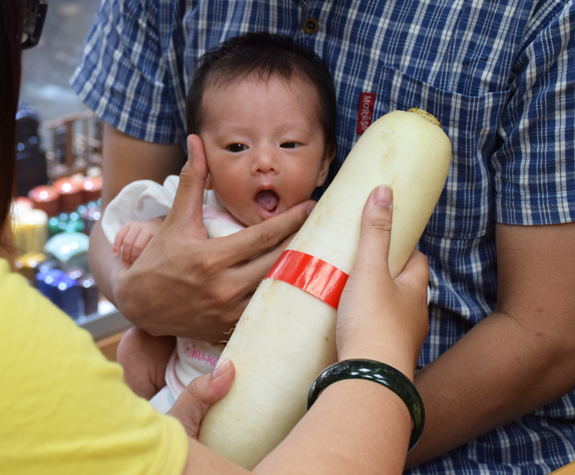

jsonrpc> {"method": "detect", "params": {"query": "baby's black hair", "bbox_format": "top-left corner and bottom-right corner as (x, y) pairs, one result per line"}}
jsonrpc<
(186, 32), (337, 154)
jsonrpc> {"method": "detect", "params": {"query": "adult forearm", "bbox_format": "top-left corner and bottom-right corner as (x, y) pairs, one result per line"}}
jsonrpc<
(182, 380), (410, 475)
(406, 309), (575, 468)
(406, 222), (575, 467)
(88, 219), (122, 307)
(180, 365), (412, 475)
(255, 379), (411, 475)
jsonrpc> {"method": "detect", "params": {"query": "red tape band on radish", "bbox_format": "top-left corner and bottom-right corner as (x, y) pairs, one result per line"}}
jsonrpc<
(265, 250), (349, 309)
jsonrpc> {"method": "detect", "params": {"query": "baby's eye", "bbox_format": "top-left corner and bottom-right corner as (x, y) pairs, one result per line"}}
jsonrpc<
(280, 142), (300, 149)
(227, 143), (248, 152)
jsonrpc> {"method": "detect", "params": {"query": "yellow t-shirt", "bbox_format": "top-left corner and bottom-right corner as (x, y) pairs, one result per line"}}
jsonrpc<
(0, 259), (189, 475)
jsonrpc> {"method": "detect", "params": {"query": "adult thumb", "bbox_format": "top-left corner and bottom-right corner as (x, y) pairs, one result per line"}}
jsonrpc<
(167, 134), (209, 234)
(353, 185), (394, 281)
(167, 359), (235, 439)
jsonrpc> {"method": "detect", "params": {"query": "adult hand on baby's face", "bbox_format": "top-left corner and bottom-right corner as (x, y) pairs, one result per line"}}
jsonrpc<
(115, 135), (314, 341)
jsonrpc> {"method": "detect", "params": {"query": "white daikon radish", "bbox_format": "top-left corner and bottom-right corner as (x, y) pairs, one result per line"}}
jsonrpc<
(198, 109), (452, 469)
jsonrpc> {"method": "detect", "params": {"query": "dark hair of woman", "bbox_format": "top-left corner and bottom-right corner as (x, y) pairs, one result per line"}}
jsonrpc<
(0, 0), (23, 233)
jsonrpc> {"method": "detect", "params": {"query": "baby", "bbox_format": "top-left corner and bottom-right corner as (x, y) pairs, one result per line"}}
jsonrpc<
(102, 32), (337, 411)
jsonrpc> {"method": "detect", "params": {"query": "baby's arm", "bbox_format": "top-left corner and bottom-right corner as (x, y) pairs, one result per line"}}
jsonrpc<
(113, 216), (165, 266)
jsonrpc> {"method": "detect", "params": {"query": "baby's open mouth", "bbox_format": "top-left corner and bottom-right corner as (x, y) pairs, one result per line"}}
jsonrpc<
(255, 189), (279, 213)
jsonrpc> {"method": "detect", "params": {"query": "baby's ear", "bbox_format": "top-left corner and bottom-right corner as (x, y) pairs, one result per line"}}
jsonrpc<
(205, 173), (214, 190)
(315, 144), (336, 187)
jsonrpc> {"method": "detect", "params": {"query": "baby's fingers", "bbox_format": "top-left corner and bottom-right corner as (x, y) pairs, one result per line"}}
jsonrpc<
(129, 231), (154, 264)
(113, 224), (131, 258)
(121, 228), (139, 266)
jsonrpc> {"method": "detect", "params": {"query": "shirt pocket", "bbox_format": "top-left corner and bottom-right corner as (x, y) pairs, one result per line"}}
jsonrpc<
(370, 65), (511, 240)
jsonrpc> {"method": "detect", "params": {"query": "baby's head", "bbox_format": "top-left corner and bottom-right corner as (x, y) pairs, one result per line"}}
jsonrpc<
(186, 32), (337, 226)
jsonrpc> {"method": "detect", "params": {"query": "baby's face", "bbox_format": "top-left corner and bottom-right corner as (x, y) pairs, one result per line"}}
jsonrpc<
(199, 73), (333, 226)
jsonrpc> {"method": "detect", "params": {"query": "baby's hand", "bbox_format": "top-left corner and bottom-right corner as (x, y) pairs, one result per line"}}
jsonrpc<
(113, 218), (164, 266)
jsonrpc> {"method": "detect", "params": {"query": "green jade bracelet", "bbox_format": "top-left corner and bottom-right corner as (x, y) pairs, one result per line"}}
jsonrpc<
(307, 359), (425, 452)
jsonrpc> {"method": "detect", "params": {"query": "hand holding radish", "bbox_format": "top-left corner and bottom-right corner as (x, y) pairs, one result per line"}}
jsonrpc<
(336, 185), (430, 378)
(168, 359), (236, 439)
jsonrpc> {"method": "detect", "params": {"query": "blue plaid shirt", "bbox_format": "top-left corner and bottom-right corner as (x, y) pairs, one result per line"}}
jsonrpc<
(72, 0), (575, 472)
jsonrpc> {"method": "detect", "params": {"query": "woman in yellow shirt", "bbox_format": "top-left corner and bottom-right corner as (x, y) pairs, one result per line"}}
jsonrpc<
(0, 1), (430, 474)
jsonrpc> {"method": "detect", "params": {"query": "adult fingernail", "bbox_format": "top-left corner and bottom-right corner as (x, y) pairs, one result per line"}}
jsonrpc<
(212, 358), (230, 380)
(306, 202), (317, 215)
(373, 185), (393, 207)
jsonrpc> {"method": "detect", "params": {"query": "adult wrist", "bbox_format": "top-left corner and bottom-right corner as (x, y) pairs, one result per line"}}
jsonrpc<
(337, 342), (416, 381)
(307, 359), (425, 451)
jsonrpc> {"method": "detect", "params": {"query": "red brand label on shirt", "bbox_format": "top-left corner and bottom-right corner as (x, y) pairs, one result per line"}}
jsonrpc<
(265, 250), (349, 309)
(356, 92), (376, 134)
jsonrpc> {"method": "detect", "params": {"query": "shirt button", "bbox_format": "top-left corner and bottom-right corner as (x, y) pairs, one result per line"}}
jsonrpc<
(302, 18), (319, 35)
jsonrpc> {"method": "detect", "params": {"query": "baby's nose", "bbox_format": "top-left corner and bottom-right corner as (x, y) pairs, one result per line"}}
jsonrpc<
(252, 147), (279, 175)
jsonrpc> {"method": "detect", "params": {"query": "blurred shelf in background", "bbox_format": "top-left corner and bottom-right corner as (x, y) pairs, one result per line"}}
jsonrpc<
(16, 0), (133, 356)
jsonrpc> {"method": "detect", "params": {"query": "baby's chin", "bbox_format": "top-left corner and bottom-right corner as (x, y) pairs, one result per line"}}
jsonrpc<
(230, 203), (282, 227)
(256, 203), (281, 221)
(233, 210), (273, 228)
